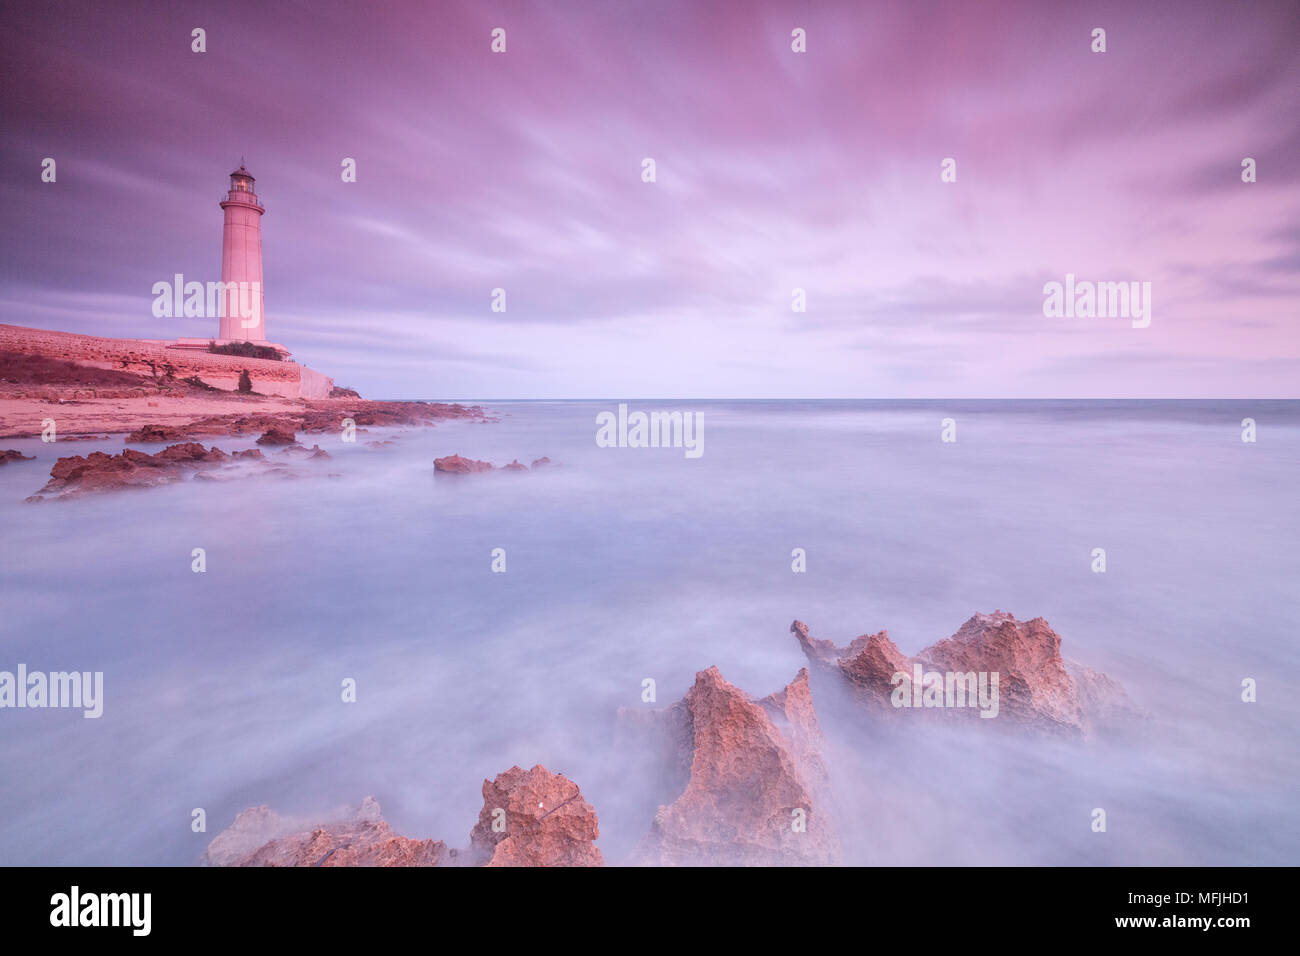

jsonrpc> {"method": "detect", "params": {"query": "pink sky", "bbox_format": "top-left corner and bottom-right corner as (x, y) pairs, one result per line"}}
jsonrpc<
(1, 0), (1297, 397)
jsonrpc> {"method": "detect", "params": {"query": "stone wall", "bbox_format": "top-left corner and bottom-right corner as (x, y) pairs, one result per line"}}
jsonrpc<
(0, 323), (333, 398)
(297, 364), (334, 399)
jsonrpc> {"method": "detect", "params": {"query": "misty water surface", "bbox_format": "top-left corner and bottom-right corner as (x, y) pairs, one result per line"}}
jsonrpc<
(1, 400), (1296, 864)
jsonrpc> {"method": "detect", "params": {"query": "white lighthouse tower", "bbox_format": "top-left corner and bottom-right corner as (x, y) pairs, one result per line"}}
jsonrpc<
(218, 161), (267, 342)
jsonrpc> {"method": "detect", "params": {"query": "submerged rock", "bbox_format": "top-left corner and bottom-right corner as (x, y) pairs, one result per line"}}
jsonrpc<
(203, 797), (446, 867)
(29, 442), (229, 499)
(434, 453), (554, 474)
(255, 426), (297, 445)
(1064, 657), (1145, 734)
(206, 765), (602, 868)
(433, 453), (494, 474)
(278, 443), (332, 459)
(0, 449), (35, 464)
(23, 439), (344, 499)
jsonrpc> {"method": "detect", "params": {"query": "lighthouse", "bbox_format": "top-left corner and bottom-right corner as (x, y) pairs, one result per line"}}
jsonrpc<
(218, 162), (266, 342)
(151, 162), (314, 386)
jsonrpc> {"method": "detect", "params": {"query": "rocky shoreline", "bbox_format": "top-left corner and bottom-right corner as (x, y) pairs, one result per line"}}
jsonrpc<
(0, 391), (492, 442)
(2, 353), (503, 499)
(0, 339), (493, 439)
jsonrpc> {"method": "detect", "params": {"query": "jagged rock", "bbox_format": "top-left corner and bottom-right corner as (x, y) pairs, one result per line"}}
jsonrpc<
(278, 443), (332, 459)
(432, 454), (550, 474)
(792, 620), (907, 716)
(633, 666), (839, 866)
(208, 767), (603, 868)
(203, 797), (446, 867)
(297, 402), (493, 433)
(921, 612), (1080, 732)
(434, 453), (494, 474)
(756, 668), (831, 796)
(126, 423), (189, 443)
(255, 426), (297, 445)
(792, 611), (1139, 738)
(153, 442), (227, 463)
(469, 765), (604, 867)
(30, 442), (229, 499)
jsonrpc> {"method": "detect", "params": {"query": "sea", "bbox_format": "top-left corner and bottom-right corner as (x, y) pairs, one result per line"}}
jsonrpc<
(1, 399), (1297, 865)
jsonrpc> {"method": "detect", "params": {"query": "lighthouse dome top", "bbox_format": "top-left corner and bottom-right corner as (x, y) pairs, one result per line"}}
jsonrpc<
(229, 162), (255, 181)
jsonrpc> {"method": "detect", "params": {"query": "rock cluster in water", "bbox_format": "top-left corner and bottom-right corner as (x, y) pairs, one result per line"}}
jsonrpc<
(209, 613), (1138, 866)
(26, 441), (325, 500)
(792, 611), (1140, 738)
(434, 453), (555, 474)
(206, 765), (601, 868)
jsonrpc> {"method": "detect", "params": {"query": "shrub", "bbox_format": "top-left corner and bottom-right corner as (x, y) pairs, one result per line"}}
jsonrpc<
(208, 341), (282, 362)
(237, 369), (253, 393)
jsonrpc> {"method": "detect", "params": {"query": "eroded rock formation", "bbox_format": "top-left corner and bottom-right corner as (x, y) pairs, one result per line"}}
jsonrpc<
(434, 454), (554, 474)
(204, 615), (1140, 868)
(278, 443), (332, 459)
(630, 666), (839, 866)
(28, 443), (231, 499)
(255, 426), (297, 445)
(434, 453), (494, 474)
(126, 423), (190, 443)
(206, 764), (603, 868)
(793, 611), (1139, 737)
(469, 765), (604, 867)
(26, 440), (338, 499)
(202, 797), (446, 867)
